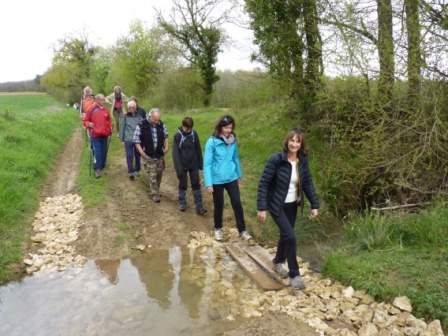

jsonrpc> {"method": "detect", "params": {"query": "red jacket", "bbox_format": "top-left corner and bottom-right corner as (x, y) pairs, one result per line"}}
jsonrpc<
(83, 104), (112, 138)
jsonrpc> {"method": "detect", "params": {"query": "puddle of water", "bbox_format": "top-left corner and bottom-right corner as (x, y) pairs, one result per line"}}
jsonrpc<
(0, 246), (258, 336)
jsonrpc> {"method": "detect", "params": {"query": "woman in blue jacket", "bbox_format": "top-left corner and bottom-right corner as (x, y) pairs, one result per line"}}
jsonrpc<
(257, 128), (319, 290)
(204, 115), (252, 241)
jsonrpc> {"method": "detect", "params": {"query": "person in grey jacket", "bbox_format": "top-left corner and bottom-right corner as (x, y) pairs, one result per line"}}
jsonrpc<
(119, 101), (143, 179)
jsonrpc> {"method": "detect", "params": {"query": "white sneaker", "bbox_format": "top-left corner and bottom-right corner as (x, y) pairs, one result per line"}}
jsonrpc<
(240, 230), (252, 241)
(214, 229), (223, 241)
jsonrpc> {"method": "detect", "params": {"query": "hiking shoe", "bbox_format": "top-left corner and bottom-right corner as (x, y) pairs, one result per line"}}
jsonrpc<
(95, 170), (101, 179)
(152, 195), (161, 203)
(290, 275), (305, 290)
(214, 229), (223, 241)
(273, 262), (289, 279)
(196, 208), (207, 216)
(240, 230), (252, 241)
(129, 173), (135, 180)
(179, 204), (187, 212)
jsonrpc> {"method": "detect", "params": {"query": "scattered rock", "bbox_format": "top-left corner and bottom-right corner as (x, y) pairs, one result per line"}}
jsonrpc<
(358, 323), (379, 336)
(135, 245), (145, 251)
(422, 320), (444, 336)
(393, 297), (413, 313)
(343, 286), (355, 298)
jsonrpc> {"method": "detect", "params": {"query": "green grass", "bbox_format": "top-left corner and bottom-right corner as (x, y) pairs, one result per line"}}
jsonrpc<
(0, 94), (78, 283)
(323, 202), (448, 329)
(75, 129), (122, 208)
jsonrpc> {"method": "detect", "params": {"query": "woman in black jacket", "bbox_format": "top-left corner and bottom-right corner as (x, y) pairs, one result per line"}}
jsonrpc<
(257, 128), (319, 289)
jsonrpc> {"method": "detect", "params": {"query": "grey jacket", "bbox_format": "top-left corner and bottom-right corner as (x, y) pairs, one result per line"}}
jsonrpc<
(119, 113), (142, 142)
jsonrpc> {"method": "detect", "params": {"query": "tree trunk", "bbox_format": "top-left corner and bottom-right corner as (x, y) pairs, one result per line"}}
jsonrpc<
(303, 0), (323, 110)
(376, 0), (395, 112)
(405, 0), (422, 112)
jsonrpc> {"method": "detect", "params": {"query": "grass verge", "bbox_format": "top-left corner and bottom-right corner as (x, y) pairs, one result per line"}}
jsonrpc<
(0, 94), (78, 283)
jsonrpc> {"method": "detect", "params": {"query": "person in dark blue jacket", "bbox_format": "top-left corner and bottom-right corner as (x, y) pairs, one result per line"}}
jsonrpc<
(257, 128), (319, 290)
(204, 115), (252, 241)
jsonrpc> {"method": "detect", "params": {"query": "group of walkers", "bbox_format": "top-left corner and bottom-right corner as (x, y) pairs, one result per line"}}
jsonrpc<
(79, 85), (320, 290)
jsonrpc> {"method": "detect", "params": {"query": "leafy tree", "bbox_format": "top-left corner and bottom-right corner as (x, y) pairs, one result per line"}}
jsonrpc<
(41, 36), (95, 103)
(158, 0), (232, 106)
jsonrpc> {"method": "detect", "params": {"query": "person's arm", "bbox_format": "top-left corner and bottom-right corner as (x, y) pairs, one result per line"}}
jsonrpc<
(203, 138), (214, 190)
(195, 131), (204, 170)
(233, 141), (243, 180)
(163, 124), (169, 153)
(135, 143), (148, 159)
(172, 133), (182, 176)
(301, 155), (320, 216)
(83, 107), (93, 129)
(132, 125), (147, 159)
(105, 94), (113, 105)
(257, 154), (278, 221)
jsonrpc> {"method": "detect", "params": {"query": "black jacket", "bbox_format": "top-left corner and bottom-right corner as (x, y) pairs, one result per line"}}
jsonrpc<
(139, 119), (165, 159)
(172, 128), (203, 175)
(257, 151), (319, 216)
(136, 106), (146, 120)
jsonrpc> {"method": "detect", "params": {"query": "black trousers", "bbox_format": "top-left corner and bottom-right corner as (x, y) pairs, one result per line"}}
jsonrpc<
(178, 169), (201, 191)
(212, 180), (246, 233)
(272, 202), (299, 278)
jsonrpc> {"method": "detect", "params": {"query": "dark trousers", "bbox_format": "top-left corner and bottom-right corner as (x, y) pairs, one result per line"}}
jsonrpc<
(178, 169), (200, 191)
(91, 137), (108, 171)
(272, 202), (299, 278)
(124, 142), (141, 174)
(212, 180), (246, 233)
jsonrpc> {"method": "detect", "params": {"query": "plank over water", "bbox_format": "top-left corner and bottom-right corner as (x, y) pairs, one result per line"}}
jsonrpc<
(239, 243), (287, 284)
(225, 242), (283, 291)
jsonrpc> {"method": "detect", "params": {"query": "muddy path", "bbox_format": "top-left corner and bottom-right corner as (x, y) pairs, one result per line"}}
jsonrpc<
(41, 127), (84, 197)
(3, 128), (443, 336)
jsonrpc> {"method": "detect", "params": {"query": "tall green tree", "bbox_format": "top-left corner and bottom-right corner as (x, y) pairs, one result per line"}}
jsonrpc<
(405, 0), (422, 111)
(158, 0), (229, 106)
(107, 21), (167, 97)
(377, 0), (395, 112)
(245, 0), (322, 116)
(41, 36), (95, 103)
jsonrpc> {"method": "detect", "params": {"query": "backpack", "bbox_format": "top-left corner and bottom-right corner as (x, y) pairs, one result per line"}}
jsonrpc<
(177, 129), (195, 150)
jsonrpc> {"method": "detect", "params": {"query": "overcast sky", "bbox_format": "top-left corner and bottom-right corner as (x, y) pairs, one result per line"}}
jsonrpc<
(0, 0), (259, 82)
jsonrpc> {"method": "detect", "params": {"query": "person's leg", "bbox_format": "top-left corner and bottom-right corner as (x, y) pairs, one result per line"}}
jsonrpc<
(156, 158), (164, 189)
(91, 138), (102, 171)
(134, 144), (141, 173)
(100, 137), (108, 170)
(124, 142), (134, 174)
(272, 203), (299, 278)
(178, 170), (188, 210)
(113, 109), (120, 134)
(190, 170), (206, 214)
(212, 184), (225, 230)
(147, 158), (159, 197)
(224, 180), (246, 233)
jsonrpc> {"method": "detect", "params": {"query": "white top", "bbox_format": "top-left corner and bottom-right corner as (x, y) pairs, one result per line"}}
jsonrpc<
(285, 160), (298, 203)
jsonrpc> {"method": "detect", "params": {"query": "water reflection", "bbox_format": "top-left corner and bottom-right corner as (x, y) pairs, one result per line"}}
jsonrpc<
(0, 246), (248, 336)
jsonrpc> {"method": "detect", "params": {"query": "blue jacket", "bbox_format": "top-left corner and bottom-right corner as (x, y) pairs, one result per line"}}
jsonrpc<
(204, 135), (242, 187)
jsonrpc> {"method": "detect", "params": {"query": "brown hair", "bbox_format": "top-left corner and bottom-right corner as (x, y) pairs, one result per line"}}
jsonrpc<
(182, 116), (194, 129)
(213, 115), (235, 136)
(283, 128), (307, 154)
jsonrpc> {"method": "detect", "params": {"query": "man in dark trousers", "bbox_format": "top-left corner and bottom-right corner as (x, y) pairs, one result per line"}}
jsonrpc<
(172, 117), (207, 215)
(133, 108), (168, 203)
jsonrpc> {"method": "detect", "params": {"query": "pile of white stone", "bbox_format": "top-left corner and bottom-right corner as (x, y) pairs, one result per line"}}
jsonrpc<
(23, 194), (87, 274)
(188, 230), (445, 336)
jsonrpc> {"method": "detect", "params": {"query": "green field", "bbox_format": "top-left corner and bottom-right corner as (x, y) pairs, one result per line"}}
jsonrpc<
(0, 94), (78, 283)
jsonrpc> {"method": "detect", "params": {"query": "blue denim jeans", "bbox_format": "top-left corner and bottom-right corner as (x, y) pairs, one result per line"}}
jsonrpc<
(124, 142), (141, 174)
(91, 137), (108, 171)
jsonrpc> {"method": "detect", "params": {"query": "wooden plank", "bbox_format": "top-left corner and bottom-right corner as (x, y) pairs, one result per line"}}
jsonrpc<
(225, 243), (283, 291)
(240, 244), (287, 284)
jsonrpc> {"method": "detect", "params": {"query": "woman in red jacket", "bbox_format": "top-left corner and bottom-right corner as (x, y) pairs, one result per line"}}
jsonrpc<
(83, 94), (113, 178)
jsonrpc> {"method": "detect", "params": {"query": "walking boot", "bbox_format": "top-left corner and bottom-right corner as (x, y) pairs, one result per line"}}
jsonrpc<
(178, 188), (187, 212)
(193, 189), (207, 215)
